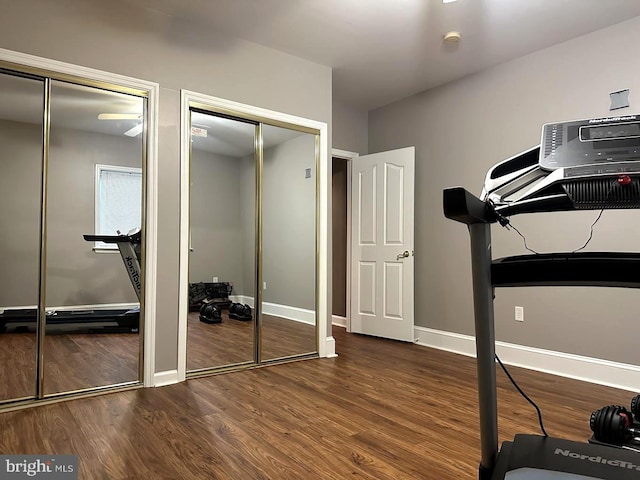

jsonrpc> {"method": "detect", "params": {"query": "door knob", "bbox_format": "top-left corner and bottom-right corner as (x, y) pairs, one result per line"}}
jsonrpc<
(396, 250), (410, 260)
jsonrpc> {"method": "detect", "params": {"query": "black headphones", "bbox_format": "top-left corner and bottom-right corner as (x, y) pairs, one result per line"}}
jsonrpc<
(590, 395), (640, 446)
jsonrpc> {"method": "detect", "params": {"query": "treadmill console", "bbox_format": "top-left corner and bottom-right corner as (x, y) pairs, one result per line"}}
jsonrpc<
(541, 115), (640, 171)
(478, 115), (640, 217)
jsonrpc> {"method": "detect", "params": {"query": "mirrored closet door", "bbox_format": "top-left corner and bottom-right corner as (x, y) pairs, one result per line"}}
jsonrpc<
(0, 71), (44, 403)
(44, 81), (144, 395)
(185, 104), (319, 376)
(0, 65), (148, 405)
(261, 124), (317, 361)
(186, 111), (257, 371)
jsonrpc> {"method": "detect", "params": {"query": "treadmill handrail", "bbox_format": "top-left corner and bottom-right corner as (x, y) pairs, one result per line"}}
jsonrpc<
(83, 232), (141, 244)
(443, 187), (497, 225)
(492, 252), (640, 288)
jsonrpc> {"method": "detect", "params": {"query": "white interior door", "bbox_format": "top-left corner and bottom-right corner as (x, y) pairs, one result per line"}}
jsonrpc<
(350, 147), (415, 342)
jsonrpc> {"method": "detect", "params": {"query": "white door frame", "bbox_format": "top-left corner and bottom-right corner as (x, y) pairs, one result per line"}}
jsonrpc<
(177, 90), (331, 382)
(0, 48), (159, 388)
(331, 148), (359, 333)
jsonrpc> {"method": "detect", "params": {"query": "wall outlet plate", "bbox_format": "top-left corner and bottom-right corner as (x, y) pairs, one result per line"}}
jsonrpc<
(515, 306), (524, 322)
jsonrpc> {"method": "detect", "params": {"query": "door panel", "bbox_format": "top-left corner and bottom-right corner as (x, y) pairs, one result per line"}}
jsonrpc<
(350, 147), (415, 342)
(44, 81), (143, 395)
(261, 124), (317, 361)
(0, 72), (44, 402)
(186, 111), (256, 371)
(358, 261), (376, 315)
(358, 165), (376, 245)
(384, 163), (404, 245)
(384, 262), (403, 319)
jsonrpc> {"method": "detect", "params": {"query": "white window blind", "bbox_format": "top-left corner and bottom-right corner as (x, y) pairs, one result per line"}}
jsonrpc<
(95, 164), (142, 249)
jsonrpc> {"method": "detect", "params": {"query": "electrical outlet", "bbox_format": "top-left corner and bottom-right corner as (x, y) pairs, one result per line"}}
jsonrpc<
(515, 306), (524, 322)
(263, 282), (267, 290)
(213, 276), (218, 283)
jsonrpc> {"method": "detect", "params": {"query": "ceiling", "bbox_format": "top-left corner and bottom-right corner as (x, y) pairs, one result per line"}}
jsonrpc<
(130, 0), (640, 110)
(0, 73), (304, 155)
(4, 0), (640, 143)
(0, 73), (144, 137)
(191, 112), (304, 157)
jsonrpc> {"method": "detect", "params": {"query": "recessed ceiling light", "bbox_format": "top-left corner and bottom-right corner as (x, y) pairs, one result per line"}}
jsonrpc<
(443, 31), (461, 43)
(443, 0), (457, 3)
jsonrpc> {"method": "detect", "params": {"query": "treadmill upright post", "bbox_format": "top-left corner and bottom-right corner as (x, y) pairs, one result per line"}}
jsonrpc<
(115, 241), (142, 302)
(468, 222), (498, 478)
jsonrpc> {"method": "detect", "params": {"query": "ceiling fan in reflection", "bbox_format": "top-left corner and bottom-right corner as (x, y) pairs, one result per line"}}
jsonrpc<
(97, 113), (143, 137)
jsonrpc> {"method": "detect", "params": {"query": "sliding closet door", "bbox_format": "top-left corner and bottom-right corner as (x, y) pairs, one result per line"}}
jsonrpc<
(43, 81), (144, 394)
(186, 111), (256, 372)
(260, 125), (317, 361)
(0, 72), (44, 402)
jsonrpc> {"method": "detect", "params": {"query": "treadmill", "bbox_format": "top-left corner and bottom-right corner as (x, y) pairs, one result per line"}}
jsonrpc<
(443, 114), (640, 479)
(0, 229), (142, 333)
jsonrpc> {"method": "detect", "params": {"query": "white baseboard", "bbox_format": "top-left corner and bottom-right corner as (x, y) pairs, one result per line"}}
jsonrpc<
(332, 315), (347, 328)
(230, 295), (332, 357)
(414, 326), (640, 393)
(154, 369), (179, 387)
(325, 336), (337, 358)
(263, 302), (315, 325)
(228, 294), (248, 306)
(229, 295), (315, 325)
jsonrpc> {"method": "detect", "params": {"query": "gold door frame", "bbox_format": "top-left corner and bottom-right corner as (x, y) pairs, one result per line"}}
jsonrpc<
(185, 102), (320, 378)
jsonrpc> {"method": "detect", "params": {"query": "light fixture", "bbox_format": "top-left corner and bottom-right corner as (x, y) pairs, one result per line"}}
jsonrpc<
(443, 31), (461, 43)
(124, 123), (143, 137)
(443, 0), (457, 3)
(98, 113), (142, 120)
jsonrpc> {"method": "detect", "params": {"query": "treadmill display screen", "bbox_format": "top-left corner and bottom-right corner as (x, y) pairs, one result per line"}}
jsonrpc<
(581, 123), (640, 141)
(540, 115), (640, 171)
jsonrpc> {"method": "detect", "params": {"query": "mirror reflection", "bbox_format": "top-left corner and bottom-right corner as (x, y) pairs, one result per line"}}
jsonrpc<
(44, 81), (143, 394)
(261, 125), (317, 360)
(187, 111), (256, 371)
(0, 72), (44, 402)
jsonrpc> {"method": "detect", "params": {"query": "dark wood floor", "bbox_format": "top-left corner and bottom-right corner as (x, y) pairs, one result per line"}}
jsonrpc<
(0, 326), (635, 479)
(187, 311), (316, 371)
(0, 312), (316, 401)
(0, 330), (139, 400)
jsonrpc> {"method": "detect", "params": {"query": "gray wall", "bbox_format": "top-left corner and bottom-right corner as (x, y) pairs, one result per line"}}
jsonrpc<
(263, 133), (317, 311)
(240, 154), (257, 298)
(0, 120), (141, 307)
(368, 17), (640, 365)
(189, 149), (246, 293)
(0, 120), (42, 307)
(0, 0), (332, 372)
(332, 97), (368, 154)
(236, 133), (318, 311)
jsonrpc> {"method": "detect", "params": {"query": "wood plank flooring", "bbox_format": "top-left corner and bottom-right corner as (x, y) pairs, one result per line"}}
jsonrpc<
(0, 331), (138, 400)
(0, 312), (316, 400)
(187, 311), (316, 370)
(0, 326), (635, 479)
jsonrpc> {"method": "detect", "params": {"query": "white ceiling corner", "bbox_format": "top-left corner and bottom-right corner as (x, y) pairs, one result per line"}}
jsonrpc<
(129, 0), (640, 111)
